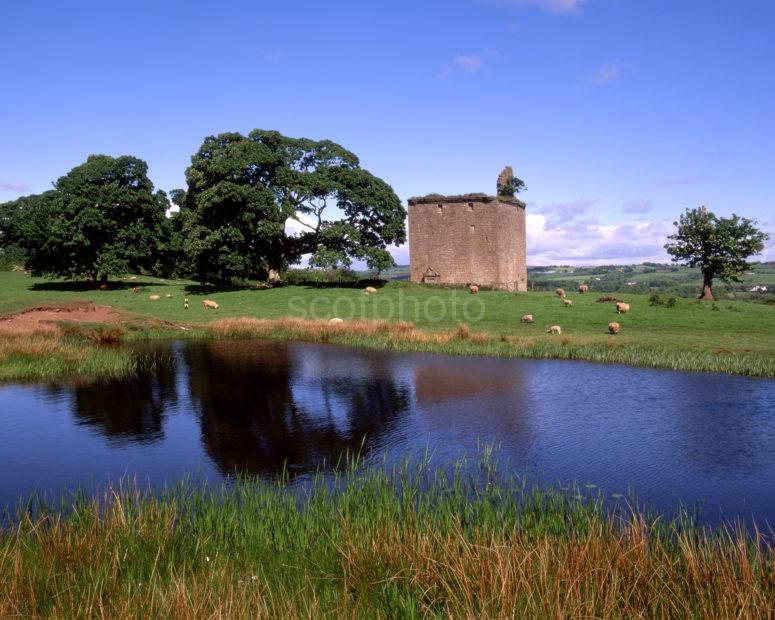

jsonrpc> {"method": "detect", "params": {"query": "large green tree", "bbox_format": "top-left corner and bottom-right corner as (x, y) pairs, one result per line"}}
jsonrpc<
(177, 129), (406, 284)
(0, 194), (35, 268)
(13, 155), (171, 283)
(664, 206), (770, 300)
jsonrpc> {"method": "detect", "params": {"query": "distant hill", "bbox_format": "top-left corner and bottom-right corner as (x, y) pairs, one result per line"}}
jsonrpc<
(379, 262), (775, 301)
(527, 262), (775, 301)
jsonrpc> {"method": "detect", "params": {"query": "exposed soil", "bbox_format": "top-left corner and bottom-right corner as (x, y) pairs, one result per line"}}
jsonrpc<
(0, 301), (188, 335)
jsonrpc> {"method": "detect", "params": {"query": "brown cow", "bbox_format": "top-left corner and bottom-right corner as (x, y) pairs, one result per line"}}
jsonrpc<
(203, 299), (219, 309)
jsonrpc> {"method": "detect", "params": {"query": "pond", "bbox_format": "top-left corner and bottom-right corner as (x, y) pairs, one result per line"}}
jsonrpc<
(1, 339), (775, 527)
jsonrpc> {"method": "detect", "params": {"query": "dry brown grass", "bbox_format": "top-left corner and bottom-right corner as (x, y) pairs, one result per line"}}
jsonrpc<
(0, 331), (86, 364)
(207, 317), (495, 350)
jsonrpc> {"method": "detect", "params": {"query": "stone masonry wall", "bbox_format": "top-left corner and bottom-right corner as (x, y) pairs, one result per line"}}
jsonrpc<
(408, 197), (527, 292)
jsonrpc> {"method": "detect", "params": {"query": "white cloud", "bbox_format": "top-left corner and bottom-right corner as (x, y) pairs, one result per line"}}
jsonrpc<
(588, 61), (634, 85)
(658, 176), (713, 189)
(622, 199), (653, 214)
(0, 181), (30, 192)
(538, 199), (597, 228)
(479, 0), (586, 14)
(441, 50), (499, 78)
(285, 213), (318, 237)
(526, 214), (675, 264)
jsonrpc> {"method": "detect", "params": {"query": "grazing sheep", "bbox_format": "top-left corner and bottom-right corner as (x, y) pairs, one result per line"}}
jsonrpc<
(615, 302), (630, 314)
(165, 294), (173, 298)
(328, 317), (344, 325)
(520, 314), (534, 323)
(148, 294), (160, 301)
(203, 299), (219, 309)
(608, 322), (621, 335)
(129, 275), (137, 282)
(579, 284), (589, 294)
(365, 286), (377, 294)
(547, 325), (562, 335)
(469, 285), (479, 294)
(555, 288), (565, 298)
(183, 297), (189, 310)
(563, 298), (573, 307)
(132, 287), (140, 294)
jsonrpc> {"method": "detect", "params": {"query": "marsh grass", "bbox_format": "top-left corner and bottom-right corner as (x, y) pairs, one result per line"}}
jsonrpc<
(206, 317), (775, 377)
(0, 331), (137, 382)
(1, 457), (774, 618)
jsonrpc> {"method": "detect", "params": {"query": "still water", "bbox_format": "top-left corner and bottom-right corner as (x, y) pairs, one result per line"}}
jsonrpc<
(1, 340), (774, 525)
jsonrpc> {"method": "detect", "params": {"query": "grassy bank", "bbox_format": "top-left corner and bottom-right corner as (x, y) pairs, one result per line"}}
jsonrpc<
(2, 270), (775, 379)
(2, 459), (773, 618)
(204, 317), (775, 377)
(0, 330), (138, 382)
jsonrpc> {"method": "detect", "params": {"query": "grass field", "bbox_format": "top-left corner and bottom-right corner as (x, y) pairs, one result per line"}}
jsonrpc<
(1, 270), (775, 379)
(2, 457), (773, 618)
(528, 261), (775, 300)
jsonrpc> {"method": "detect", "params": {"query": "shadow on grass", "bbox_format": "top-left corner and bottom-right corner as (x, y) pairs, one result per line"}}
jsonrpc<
(281, 279), (387, 290)
(182, 279), (387, 294)
(29, 281), (168, 292)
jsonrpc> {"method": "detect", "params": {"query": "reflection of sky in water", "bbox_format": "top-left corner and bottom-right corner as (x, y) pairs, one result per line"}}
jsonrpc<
(1, 339), (775, 528)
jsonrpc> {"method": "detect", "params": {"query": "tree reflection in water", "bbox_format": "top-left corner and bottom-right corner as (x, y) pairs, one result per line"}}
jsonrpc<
(185, 340), (411, 476)
(48, 348), (179, 444)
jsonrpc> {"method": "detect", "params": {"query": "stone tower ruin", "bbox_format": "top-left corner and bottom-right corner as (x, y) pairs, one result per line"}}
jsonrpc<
(408, 167), (527, 292)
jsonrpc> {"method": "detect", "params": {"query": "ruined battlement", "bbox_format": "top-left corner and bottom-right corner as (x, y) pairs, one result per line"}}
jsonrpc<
(408, 167), (527, 292)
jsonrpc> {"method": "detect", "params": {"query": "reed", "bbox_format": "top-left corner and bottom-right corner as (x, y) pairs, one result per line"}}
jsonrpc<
(0, 330), (138, 382)
(206, 317), (775, 377)
(1, 457), (773, 618)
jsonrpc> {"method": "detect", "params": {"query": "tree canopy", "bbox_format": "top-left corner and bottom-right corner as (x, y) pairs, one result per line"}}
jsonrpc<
(177, 129), (406, 284)
(664, 206), (769, 300)
(12, 155), (171, 283)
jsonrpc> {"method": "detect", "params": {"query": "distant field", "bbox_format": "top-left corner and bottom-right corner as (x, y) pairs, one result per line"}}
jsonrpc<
(527, 262), (775, 300)
(381, 263), (775, 300)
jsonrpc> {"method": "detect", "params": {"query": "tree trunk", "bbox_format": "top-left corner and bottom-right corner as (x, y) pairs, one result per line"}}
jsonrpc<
(699, 271), (714, 301)
(267, 268), (281, 283)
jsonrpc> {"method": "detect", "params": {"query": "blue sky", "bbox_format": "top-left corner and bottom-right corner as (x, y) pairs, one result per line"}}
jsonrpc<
(2, 0), (774, 264)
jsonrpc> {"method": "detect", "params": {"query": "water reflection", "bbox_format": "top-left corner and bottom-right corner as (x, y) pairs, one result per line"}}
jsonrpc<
(46, 350), (179, 444)
(185, 341), (410, 475)
(2, 339), (775, 526)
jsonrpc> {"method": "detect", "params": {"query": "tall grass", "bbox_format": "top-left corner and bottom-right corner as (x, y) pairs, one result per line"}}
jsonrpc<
(1, 457), (773, 618)
(0, 330), (138, 382)
(207, 317), (775, 377)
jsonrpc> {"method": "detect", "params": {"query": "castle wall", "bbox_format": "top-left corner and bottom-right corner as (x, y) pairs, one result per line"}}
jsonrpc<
(408, 198), (527, 292)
